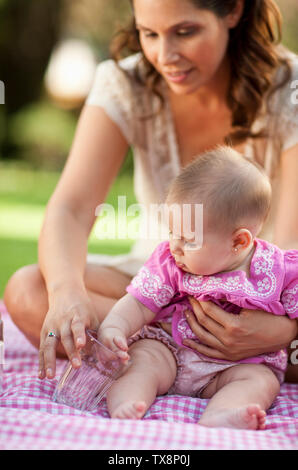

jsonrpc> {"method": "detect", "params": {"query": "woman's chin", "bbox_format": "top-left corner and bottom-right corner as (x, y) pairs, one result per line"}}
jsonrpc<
(167, 80), (207, 97)
(167, 82), (198, 95)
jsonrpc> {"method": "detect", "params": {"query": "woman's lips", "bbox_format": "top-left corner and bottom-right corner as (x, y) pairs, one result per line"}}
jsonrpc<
(164, 68), (194, 83)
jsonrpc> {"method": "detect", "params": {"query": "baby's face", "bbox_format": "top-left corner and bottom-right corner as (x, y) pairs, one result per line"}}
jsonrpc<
(169, 229), (234, 276)
(168, 204), (234, 276)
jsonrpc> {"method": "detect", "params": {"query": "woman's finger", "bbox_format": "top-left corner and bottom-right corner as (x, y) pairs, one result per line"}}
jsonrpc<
(42, 331), (60, 378)
(186, 299), (225, 337)
(71, 313), (87, 349)
(185, 310), (225, 348)
(189, 298), (230, 328)
(38, 347), (46, 379)
(183, 338), (227, 360)
(60, 322), (81, 368)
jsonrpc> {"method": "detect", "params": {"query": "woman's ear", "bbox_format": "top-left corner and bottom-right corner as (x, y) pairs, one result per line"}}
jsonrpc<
(232, 228), (253, 252)
(225, 0), (245, 29)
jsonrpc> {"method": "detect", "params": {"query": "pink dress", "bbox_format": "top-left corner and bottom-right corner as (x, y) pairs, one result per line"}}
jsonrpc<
(126, 238), (298, 393)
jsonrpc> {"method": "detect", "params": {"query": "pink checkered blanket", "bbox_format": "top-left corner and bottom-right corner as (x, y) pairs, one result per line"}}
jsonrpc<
(0, 302), (297, 450)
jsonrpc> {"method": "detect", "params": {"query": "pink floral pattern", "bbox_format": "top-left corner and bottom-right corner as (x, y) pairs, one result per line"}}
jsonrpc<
(176, 315), (196, 341)
(131, 266), (174, 308)
(281, 285), (298, 315)
(182, 242), (277, 299)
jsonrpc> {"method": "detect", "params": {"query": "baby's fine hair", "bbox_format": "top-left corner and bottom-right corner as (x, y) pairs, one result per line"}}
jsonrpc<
(167, 146), (272, 234)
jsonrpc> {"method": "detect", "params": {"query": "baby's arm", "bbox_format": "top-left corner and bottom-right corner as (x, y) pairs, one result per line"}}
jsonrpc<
(99, 293), (156, 361)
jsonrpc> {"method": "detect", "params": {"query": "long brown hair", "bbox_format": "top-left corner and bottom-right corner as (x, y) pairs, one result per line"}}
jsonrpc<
(110, 0), (292, 145)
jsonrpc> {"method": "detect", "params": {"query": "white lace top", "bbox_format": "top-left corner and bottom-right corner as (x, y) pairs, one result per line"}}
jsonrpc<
(86, 52), (298, 275)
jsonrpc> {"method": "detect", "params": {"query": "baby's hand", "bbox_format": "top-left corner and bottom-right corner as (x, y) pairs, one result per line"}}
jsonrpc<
(98, 327), (130, 363)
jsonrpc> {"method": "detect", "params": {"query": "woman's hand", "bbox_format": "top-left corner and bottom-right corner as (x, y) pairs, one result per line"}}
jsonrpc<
(38, 286), (100, 380)
(183, 297), (298, 361)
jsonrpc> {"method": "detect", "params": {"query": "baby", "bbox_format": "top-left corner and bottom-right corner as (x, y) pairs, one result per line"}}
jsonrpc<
(99, 146), (298, 429)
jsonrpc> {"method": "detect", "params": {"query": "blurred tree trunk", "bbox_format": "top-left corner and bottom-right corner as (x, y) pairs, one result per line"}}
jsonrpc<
(0, 0), (62, 157)
(0, 0), (62, 112)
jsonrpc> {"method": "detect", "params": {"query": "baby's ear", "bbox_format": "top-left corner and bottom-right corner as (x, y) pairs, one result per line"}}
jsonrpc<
(232, 228), (253, 252)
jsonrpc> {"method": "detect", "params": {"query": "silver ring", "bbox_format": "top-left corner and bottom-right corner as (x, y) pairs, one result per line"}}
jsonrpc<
(48, 332), (58, 339)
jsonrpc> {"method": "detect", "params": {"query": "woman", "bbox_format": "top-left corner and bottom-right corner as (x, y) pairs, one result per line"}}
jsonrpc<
(4, 0), (298, 381)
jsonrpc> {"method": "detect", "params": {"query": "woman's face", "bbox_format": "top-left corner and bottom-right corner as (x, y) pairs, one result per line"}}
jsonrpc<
(133, 0), (241, 95)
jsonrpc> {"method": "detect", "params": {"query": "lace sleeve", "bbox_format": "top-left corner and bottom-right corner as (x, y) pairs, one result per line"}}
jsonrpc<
(126, 242), (177, 314)
(85, 59), (135, 144)
(277, 56), (298, 152)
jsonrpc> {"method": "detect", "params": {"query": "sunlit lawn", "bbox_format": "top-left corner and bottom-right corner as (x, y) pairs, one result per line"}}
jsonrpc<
(0, 161), (136, 298)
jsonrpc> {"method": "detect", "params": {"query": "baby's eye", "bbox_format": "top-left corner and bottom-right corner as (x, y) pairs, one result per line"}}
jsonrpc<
(184, 241), (201, 250)
(169, 231), (183, 242)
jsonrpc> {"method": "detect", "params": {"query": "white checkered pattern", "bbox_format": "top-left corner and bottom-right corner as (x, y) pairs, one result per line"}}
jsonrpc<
(0, 302), (297, 450)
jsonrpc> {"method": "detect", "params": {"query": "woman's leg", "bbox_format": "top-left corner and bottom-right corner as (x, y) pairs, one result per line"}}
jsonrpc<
(198, 364), (280, 430)
(3, 263), (132, 355)
(106, 338), (177, 419)
(285, 363), (298, 383)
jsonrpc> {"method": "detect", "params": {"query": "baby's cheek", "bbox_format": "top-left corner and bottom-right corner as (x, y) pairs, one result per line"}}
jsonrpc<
(188, 256), (213, 276)
(188, 249), (201, 260)
(186, 255), (202, 272)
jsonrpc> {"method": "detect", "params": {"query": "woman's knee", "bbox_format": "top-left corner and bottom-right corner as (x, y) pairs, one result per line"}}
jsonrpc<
(83, 264), (132, 299)
(4, 264), (46, 318)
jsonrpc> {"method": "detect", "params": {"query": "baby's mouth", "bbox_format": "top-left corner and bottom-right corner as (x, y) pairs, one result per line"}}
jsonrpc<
(176, 261), (186, 269)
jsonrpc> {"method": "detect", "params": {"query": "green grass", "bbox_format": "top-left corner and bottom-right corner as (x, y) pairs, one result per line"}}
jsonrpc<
(0, 161), (136, 298)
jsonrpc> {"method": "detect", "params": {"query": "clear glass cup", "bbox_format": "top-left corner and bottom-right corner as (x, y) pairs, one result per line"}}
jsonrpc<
(53, 330), (130, 411)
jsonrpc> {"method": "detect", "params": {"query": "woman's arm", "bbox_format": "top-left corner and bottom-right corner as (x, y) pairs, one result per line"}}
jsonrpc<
(39, 105), (129, 294)
(38, 105), (129, 378)
(273, 144), (298, 250)
(273, 143), (298, 380)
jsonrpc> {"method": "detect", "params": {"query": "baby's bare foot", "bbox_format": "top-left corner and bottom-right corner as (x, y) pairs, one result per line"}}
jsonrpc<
(199, 404), (266, 430)
(111, 401), (147, 420)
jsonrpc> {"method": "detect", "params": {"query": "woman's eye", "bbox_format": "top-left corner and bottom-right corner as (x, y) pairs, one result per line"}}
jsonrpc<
(141, 29), (195, 39)
(176, 29), (194, 36)
(142, 31), (157, 38)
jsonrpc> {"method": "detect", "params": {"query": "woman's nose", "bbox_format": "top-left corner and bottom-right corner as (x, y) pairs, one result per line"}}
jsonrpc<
(158, 38), (180, 66)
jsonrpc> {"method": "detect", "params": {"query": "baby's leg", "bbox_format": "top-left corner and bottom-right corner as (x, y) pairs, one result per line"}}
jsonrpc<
(199, 364), (280, 430)
(106, 338), (177, 419)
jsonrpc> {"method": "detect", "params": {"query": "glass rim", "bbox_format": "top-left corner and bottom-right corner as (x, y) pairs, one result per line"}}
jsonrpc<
(85, 329), (120, 359)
